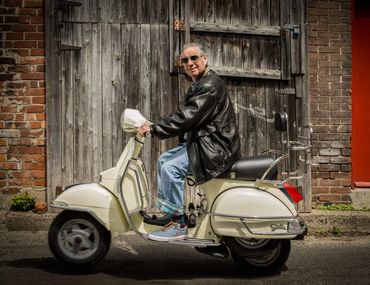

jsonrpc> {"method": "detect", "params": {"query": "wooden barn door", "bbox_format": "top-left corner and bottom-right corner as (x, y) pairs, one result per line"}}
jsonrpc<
(45, 0), (175, 205)
(170, 0), (311, 211)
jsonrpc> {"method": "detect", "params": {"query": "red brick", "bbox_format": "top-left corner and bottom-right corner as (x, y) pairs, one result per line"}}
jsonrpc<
(25, 32), (44, 40)
(5, 32), (23, 40)
(31, 96), (45, 104)
(30, 48), (44, 56)
(19, 56), (44, 64)
(1, 105), (18, 112)
(5, 16), (30, 24)
(18, 146), (43, 154)
(9, 177), (34, 186)
(18, 8), (37, 16)
(36, 64), (44, 72)
(23, 162), (44, 170)
(29, 121), (43, 129)
(30, 16), (43, 24)
(34, 178), (46, 186)
(0, 114), (14, 121)
(20, 72), (44, 80)
(24, 88), (45, 96)
(10, 48), (30, 56)
(22, 105), (44, 113)
(24, 0), (44, 8)
(318, 194), (341, 202)
(9, 138), (32, 146)
(13, 41), (38, 48)
(37, 40), (44, 48)
(1, 162), (18, 170)
(1, 187), (21, 194)
(4, 0), (23, 7)
(12, 24), (37, 32)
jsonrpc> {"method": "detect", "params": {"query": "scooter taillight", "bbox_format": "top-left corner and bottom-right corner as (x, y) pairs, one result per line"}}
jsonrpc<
(283, 182), (303, 203)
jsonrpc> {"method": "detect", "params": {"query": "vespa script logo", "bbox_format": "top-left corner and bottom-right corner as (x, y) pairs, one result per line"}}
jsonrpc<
(270, 223), (287, 232)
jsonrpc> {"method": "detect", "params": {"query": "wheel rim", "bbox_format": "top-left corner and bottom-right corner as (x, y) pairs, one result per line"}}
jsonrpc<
(57, 218), (100, 260)
(244, 241), (282, 267)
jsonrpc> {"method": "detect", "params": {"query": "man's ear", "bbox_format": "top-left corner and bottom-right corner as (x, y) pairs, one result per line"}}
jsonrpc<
(202, 54), (208, 65)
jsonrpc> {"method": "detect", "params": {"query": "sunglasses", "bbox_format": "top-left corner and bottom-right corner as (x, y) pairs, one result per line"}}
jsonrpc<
(181, 55), (201, 65)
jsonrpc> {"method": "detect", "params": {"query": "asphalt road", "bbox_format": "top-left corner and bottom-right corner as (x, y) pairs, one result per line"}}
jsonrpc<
(0, 231), (369, 285)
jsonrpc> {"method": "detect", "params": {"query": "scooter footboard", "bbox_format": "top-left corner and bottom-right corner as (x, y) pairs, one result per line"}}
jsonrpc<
(50, 183), (130, 233)
(210, 187), (305, 239)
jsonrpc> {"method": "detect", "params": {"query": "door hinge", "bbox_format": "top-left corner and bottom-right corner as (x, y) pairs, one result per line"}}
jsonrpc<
(174, 19), (186, 31)
(285, 24), (300, 38)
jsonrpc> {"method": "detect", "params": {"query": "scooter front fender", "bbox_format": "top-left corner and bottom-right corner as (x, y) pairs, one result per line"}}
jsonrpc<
(50, 183), (129, 233)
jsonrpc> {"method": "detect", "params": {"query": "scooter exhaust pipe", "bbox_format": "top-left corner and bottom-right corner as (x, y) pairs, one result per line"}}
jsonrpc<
(194, 243), (230, 259)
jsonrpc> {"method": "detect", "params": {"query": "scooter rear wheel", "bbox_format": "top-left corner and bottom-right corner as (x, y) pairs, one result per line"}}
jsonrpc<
(224, 237), (291, 275)
(48, 210), (111, 267)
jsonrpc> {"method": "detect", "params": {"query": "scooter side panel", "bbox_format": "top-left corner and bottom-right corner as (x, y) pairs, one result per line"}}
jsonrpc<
(210, 187), (297, 238)
(52, 183), (129, 232)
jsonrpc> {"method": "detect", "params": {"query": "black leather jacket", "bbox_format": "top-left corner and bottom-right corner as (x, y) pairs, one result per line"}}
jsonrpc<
(151, 69), (241, 185)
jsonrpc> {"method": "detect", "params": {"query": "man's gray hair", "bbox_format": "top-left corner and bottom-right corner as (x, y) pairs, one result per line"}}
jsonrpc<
(182, 42), (207, 55)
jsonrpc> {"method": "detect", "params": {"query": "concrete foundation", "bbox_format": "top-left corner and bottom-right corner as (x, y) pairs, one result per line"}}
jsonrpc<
(350, 188), (370, 209)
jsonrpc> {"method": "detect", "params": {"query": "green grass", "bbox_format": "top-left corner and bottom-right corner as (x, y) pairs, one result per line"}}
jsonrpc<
(314, 203), (370, 211)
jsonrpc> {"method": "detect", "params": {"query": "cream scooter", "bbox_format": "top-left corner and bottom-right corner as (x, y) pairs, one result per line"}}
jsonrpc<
(48, 109), (311, 274)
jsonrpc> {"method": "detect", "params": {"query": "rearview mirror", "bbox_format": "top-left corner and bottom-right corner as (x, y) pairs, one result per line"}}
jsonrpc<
(274, 112), (288, 132)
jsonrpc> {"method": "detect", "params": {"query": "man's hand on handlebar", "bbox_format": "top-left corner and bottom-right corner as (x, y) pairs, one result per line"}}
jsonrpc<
(137, 122), (151, 137)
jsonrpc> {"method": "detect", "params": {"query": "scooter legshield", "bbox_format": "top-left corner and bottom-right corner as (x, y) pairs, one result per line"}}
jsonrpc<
(50, 183), (130, 233)
(211, 186), (298, 239)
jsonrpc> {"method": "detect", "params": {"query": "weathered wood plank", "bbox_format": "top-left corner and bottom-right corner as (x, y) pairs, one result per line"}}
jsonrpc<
(101, 23), (113, 170)
(111, 23), (124, 164)
(71, 23), (83, 182)
(190, 22), (281, 36)
(280, 0), (292, 80)
(78, 23), (93, 181)
(149, 24), (161, 207)
(90, 23), (102, 181)
(45, 0), (62, 202)
(212, 66), (281, 79)
(139, 24), (152, 199)
(61, 23), (74, 187)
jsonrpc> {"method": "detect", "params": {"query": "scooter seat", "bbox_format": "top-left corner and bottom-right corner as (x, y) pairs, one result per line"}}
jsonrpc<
(219, 155), (277, 181)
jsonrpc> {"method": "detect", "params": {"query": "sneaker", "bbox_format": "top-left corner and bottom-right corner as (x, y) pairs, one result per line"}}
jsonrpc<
(148, 221), (187, 242)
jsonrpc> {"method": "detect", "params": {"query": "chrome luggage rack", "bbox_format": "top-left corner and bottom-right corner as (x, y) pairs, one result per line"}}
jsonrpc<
(258, 113), (316, 185)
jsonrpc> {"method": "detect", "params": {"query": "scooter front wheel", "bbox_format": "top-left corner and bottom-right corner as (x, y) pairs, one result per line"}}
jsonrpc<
(48, 210), (111, 267)
(223, 237), (291, 275)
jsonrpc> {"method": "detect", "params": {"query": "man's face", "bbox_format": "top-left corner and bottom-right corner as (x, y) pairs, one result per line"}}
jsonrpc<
(180, 46), (208, 81)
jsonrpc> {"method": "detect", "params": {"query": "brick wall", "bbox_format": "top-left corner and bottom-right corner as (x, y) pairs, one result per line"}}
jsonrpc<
(307, 0), (352, 204)
(0, 0), (46, 207)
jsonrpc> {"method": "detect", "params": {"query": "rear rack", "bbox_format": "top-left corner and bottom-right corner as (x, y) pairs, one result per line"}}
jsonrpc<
(258, 114), (315, 185)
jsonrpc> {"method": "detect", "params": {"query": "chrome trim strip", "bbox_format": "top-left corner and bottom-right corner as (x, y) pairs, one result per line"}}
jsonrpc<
(169, 238), (221, 247)
(207, 211), (298, 220)
(49, 204), (107, 229)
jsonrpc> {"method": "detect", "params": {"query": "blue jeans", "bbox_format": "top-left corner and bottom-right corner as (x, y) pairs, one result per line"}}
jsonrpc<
(156, 144), (189, 215)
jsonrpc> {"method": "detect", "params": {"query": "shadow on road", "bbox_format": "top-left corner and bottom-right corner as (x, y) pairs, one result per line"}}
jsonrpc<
(0, 256), (284, 280)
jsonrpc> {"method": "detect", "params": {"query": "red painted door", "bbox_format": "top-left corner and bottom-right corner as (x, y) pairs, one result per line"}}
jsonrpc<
(352, 0), (370, 186)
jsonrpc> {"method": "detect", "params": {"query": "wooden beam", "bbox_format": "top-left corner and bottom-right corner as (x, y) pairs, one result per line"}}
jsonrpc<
(211, 66), (281, 79)
(190, 22), (281, 37)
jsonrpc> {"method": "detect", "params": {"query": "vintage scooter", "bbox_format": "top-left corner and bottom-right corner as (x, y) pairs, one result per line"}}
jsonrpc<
(48, 109), (311, 274)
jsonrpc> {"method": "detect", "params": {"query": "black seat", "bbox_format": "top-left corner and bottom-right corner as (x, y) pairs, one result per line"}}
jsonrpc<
(219, 155), (277, 181)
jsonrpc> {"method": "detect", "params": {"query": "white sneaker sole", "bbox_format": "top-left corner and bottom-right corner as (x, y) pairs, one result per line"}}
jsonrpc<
(148, 233), (187, 242)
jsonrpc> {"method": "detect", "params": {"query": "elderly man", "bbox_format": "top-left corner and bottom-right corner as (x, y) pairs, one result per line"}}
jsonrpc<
(138, 42), (241, 241)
